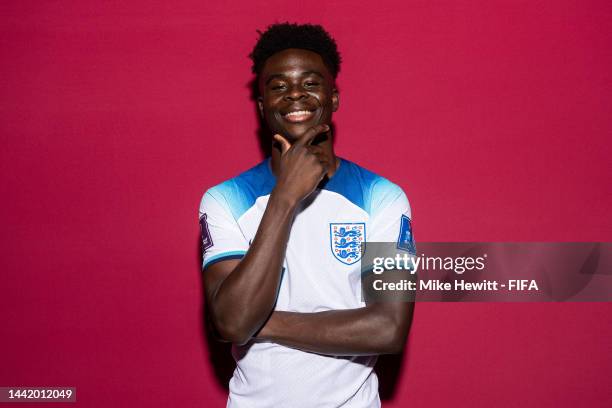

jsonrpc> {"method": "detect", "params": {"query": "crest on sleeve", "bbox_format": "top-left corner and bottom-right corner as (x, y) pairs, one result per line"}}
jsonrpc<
(330, 223), (365, 265)
(199, 213), (214, 251)
(397, 215), (416, 254)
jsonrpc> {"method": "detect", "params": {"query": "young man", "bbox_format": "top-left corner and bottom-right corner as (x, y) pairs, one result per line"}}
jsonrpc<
(199, 23), (415, 407)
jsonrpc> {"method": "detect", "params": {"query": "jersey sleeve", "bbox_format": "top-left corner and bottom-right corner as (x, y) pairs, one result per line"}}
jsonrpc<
(368, 180), (416, 254)
(198, 189), (249, 270)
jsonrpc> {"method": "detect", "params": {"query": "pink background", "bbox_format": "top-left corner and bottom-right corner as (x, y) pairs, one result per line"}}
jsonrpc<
(1, 1), (611, 407)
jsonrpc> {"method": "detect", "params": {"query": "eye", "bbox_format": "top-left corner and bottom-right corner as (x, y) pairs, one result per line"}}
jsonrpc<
(271, 84), (286, 91)
(305, 82), (320, 87)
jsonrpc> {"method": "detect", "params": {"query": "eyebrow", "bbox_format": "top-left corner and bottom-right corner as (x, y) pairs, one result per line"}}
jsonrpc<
(265, 70), (324, 85)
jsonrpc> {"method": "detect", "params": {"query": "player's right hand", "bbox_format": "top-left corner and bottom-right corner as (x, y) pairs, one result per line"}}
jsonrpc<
(273, 124), (330, 205)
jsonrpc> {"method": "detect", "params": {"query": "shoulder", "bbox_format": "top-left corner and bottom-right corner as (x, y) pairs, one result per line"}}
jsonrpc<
(331, 159), (408, 216)
(199, 159), (275, 220)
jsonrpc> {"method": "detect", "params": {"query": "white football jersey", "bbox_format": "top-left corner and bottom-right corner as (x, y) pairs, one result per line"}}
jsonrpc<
(199, 157), (414, 408)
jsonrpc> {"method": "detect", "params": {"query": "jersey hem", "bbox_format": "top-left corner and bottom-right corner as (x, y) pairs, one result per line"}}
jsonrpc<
(203, 251), (247, 269)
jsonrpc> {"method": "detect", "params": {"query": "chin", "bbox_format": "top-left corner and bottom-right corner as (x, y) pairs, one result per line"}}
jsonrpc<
(275, 125), (307, 141)
(284, 120), (324, 138)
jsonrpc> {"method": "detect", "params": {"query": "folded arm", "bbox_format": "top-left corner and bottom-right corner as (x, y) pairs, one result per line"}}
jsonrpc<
(256, 299), (414, 356)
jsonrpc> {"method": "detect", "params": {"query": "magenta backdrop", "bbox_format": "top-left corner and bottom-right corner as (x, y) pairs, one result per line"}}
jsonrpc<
(1, 1), (611, 407)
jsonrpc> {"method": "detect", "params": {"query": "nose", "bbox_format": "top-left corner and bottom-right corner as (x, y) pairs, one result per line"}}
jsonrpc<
(284, 83), (308, 101)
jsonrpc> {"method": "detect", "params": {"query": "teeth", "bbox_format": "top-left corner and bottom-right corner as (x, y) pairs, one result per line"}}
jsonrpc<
(284, 110), (312, 117)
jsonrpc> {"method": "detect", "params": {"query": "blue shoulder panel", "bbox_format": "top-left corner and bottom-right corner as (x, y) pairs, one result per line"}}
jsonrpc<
(207, 159), (276, 220)
(208, 157), (402, 220)
(324, 158), (402, 216)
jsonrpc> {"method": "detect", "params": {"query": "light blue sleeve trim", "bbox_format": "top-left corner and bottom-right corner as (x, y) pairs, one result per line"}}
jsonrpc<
(203, 250), (247, 269)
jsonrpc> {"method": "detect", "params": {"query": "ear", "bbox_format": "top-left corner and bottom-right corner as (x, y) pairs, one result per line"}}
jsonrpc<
(257, 96), (264, 118)
(332, 88), (339, 112)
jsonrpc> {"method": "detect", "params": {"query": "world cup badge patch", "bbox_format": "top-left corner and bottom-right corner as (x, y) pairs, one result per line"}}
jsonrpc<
(397, 215), (416, 254)
(330, 223), (365, 265)
(199, 213), (213, 252)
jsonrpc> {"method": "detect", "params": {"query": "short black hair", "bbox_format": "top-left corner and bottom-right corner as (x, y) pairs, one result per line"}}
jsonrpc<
(249, 22), (342, 80)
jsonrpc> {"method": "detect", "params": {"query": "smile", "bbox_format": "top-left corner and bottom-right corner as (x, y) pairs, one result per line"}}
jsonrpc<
(282, 109), (316, 123)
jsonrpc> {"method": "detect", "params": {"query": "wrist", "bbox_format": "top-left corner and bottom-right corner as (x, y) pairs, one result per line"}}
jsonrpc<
(270, 187), (300, 210)
(256, 312), (279, 340)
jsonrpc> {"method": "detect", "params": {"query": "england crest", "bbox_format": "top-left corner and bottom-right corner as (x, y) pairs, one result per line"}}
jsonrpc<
(330, 223), (366, 265)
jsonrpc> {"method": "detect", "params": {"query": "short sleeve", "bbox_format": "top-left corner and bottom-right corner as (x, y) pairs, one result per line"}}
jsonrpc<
(199, 190), (249, 270)
(368, 182), (416, 254)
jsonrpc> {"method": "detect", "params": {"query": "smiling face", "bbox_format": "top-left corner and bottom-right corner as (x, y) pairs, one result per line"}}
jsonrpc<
(257, 48), (339, 142)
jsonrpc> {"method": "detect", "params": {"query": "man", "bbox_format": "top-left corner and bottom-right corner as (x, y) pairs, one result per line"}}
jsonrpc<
(199, 22), (415, 407)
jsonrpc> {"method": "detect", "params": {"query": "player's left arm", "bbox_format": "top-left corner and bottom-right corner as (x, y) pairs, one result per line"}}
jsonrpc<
(257, 183), (416, 356)
(256, 301), (414, 356)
